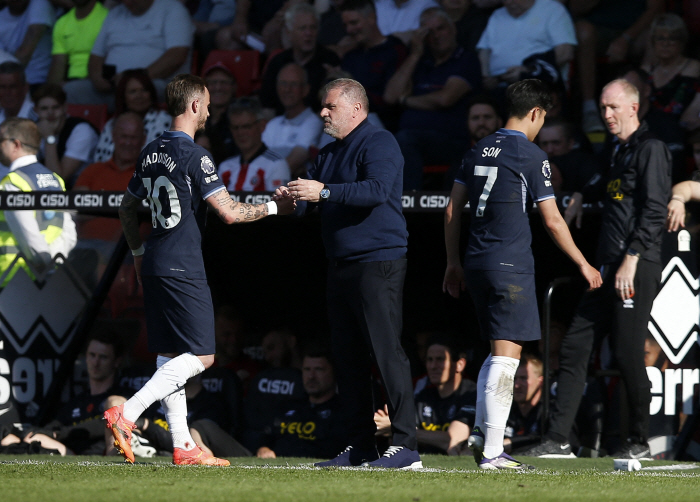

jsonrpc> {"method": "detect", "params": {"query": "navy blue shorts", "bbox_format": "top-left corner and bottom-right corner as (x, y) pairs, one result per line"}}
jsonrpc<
(465, 269), (541, 342)
(142, 276), (216, 355)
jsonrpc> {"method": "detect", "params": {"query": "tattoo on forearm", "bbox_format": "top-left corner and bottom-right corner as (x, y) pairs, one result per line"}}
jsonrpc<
(214, 190), (268, 223)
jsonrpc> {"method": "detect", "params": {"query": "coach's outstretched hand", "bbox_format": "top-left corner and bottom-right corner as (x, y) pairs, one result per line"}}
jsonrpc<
(580, 263), (602, 291)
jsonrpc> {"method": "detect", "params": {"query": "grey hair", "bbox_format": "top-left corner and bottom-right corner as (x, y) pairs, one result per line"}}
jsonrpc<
(651, 13), (688, 46)
(322, 78), (369, 111)
(285, 3), (319, 31)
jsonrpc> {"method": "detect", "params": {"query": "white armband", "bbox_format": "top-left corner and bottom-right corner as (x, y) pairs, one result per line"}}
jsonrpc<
(131, 244), (145, 256)
(266, 201), (277, 215)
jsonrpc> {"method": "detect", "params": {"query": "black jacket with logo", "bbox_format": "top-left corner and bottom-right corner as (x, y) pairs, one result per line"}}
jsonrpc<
(583, 122), (671, 265)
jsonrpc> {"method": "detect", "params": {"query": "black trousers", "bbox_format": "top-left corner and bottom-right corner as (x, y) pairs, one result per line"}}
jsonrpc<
(548, 259), (661, 442)
(327, 258), (417, 451)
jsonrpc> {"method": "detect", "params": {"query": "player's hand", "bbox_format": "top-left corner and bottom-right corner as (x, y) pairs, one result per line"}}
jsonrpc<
(272, 185), (290, 201)
(272, 191), (296, 215)
(443, 263), (465, 299)
(256, 446), (276, 459)
(134, 254), (143, 286)
(666, 199), (686, 232)
(374, 405), (391, 436)
(564, 192), (584, 229)
(580, 263), (602, 291)
(288, 178), (324, 202)
(615, 254), (638, 300)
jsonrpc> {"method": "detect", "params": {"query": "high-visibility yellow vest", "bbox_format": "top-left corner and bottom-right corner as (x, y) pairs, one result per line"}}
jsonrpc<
(0, 164), (66, 285)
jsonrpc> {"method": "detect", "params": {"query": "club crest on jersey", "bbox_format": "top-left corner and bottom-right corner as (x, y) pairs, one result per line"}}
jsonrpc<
(542, 160), (552, 179)
(200, 156), (216, 175)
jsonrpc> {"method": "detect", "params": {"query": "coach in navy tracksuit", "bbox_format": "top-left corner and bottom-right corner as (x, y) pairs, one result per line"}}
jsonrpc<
(280, 78), (421, 470)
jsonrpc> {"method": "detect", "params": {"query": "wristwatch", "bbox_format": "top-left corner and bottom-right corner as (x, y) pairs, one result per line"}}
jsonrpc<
(46, 135), (57, 145)
(319, 185), (330, 202)
(627, 248), (641, 258)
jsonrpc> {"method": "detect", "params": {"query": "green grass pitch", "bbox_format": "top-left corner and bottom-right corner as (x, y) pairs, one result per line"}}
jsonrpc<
(2, 455), (699, 502)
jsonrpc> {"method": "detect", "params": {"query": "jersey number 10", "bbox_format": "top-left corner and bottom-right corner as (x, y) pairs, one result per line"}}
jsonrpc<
(143, 176), (182, 229)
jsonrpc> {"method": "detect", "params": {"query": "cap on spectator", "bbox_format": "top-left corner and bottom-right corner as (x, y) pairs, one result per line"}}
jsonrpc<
(202, 60), (234, 78)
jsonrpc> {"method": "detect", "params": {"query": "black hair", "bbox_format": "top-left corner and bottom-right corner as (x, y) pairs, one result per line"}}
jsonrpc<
(425, 333), (466, 363)
(506, 79), (554, 119)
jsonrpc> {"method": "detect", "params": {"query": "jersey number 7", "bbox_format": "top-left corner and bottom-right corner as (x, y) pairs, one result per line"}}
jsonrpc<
(474, 165), (498, 217)
(143, 176), (182, 229)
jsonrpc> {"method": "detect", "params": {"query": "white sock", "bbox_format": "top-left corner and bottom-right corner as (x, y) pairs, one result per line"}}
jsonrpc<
(162, 387), (196, 450)
(122, 353), (205, 423)
(474, 354), (492, 432)
(483, 355), (519, 459)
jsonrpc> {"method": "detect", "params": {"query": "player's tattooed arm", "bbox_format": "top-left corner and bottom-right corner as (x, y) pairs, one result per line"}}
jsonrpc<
(207, 188), (269, 224)
(118, 191), (144, 250)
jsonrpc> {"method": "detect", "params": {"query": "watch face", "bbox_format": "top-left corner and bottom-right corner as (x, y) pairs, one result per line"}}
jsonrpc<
(320, 188), (330, 199)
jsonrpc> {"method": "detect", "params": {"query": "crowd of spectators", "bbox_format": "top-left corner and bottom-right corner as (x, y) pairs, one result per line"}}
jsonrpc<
(1, 0), (700, 461)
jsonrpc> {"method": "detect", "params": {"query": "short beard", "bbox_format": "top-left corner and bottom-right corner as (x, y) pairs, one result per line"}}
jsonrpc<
(323, 123), (340, 139)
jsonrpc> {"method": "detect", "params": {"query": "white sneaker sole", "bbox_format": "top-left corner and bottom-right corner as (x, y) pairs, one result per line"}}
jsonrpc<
(400, 461), (423, 470)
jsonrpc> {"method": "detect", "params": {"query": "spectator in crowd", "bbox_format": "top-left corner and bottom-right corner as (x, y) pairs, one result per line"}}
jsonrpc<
(384, 7), (481, 190)
(259, 3), (340, 115)
(202, 59), (238, 165)
(526, 79), (671, 460)
(73, 112), (145, 253)
(466, 94), (502, 144)
(641, 14), (700, 134)
(439, 0), (493, 53)
(376, 335), (476, 455)
(0, 118), (76, 286)
(0, 62), (37, 124)
(573, 0), (663, 133)
(32, 83), (99, 187)
(47, 0), (109, 85)
(476, 0), (576, 92)
(219, 98), (291, 192)
(504, 354), (544, 453)
(256, 348), (347, 459)
(64, 0), (193, 107)
(339, 0), (408, 131)
(262, 63), (326, 178)
(374, 0), (439, 43)
(241, 328), (306, 453)
(93, 69), (172, 163)
(1, 331), (133, 456)
(0, 0), (54, 87)
(537, 117), (599, 194)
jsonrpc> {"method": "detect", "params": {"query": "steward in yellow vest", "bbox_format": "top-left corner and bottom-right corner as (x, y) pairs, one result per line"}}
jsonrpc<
(0, 118), (76, 285)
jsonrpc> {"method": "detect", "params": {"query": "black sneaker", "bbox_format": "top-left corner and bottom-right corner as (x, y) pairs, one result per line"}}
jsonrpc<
(314, 446), (379, 467)
(361, 446), (423, 470)
(520, 438), (576, 458)
(616, 439), (652, 461)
